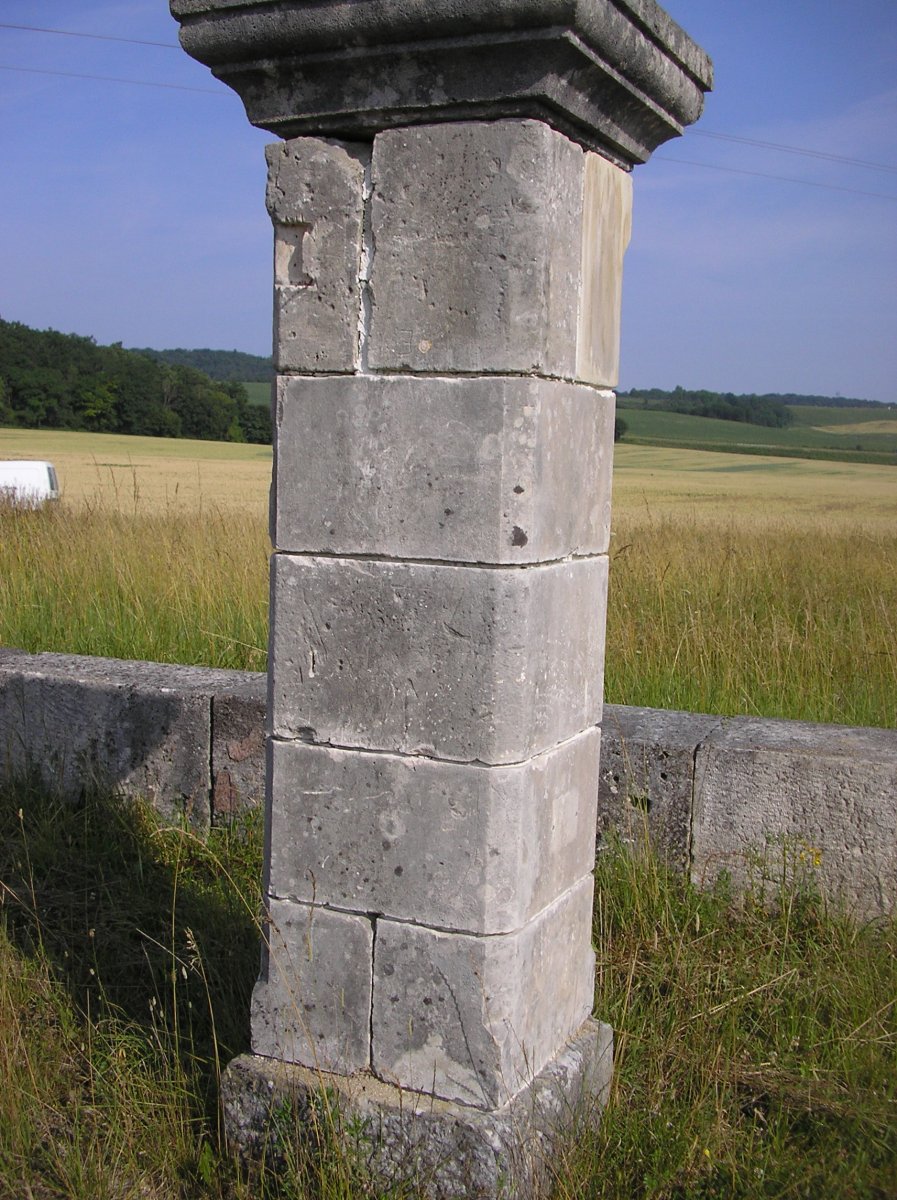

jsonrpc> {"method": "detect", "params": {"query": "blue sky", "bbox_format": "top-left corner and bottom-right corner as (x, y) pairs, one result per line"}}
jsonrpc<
(1, 1), (895, 402)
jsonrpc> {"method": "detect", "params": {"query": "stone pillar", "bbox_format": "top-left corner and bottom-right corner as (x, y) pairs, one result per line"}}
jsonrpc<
(170, 3), (711, 1195)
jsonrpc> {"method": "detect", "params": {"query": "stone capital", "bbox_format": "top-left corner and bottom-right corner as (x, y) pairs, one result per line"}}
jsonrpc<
(170, 0), (712, 166)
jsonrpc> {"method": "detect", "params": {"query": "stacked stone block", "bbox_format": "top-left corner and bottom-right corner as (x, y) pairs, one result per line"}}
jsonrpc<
(255, 119), (632, 1110)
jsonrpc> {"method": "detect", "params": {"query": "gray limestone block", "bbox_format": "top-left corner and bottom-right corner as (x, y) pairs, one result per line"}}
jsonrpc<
(211, 672), (267, 820)
(266, 137), (366, 373)
(270, 554), (607, 764)
(597, 705), (722, 870)
(251, 897), (373, 1074)
(221, 1020), (612, 1199)
(372, 877), (595, 1109)
(577, 152), (632, 388)
(273, 374), (615, 562)
(368, 122), (631, 386)
(267, 727), (600, 934)
(368, 121), (586, 380)
(693, 717), (897, 919)
(0, 651), (213, 831)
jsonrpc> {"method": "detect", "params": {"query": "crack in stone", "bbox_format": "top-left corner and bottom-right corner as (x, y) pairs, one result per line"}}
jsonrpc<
(268, 723), (601, 770)
(356, 152), (374, 373)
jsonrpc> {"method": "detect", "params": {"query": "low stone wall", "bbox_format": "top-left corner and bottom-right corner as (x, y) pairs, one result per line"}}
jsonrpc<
(1, 649), (894, 917)
(598, 705), (897, 919)
(0, 647), (266, 834)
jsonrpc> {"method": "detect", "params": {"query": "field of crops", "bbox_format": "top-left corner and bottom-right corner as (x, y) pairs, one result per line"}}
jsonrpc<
(618, 401), (897, 464)
(0, 426), (272, 515)
(2, 427), (895, 726)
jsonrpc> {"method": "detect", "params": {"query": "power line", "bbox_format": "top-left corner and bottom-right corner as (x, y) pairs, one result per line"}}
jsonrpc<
(693, 130), (897, 175)
(655, 155), (897, 201)
(4, 27), (897, 186)
(0, 64), (222, 95)
(0, 22), (178, 49)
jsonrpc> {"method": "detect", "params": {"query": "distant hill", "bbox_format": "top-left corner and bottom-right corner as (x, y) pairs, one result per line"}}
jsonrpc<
(614, 402), (897, 465)
(130, 347), (273, 383)
(0, 319), (271, 444)
(620, 386), (884, 413)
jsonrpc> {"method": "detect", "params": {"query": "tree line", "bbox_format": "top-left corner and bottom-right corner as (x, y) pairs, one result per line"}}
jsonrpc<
(130, 346), (273, 382)
(619, 385), (884, 427)
(0, 320), (271, 444)
(619, 387), (793, 428)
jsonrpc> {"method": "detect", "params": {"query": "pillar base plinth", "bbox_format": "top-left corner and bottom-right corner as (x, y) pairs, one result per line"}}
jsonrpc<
(222, 1018), (613, 1200)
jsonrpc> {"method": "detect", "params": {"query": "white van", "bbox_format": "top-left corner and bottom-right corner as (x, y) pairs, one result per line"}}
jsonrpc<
(0, 460), (61, 508)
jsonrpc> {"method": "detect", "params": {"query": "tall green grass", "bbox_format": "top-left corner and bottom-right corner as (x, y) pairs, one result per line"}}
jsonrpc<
(0, 500), (268, 672)
(2, 501), (894, 727)
(554, 836), (897, 1199)
(0, 776), (258, 1198)
(606, 514), (897, 728)
(2, 781), (895, 1198)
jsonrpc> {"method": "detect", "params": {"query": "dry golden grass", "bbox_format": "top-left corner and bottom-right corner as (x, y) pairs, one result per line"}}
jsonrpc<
(609, 447), (897, 725)
(612, 444), (897, 532)
(606, 512), (897, 726)
(813, 419), (897, 434)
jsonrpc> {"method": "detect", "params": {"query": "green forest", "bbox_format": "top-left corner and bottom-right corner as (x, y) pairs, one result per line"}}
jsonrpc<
(130, 346), (272, 382)
(0, 320), (271, 444)
(4, 318), (885, 452)
(621, 387), (792, 427)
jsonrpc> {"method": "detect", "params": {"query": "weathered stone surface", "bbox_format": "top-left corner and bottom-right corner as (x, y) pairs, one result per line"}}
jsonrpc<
(270, 554), (607, 763)
(372, 878), (595, 1109)
(273, 374), (615, 562)
(0, 647), (28, 667)
(171, 0), (713, 167)
(0, 651), (213, 831)
(577, 153), (633, 387)
(222, 1019), (612, 1199)
(598, 704), (722, 870)
(368, 121), (626, 382)
(266, 137), (365, 373)
(267, 727), (600, 934)
(252, 898), (373, 1073)
(693, 717), (897, 919)
(211, 674), (267, 819)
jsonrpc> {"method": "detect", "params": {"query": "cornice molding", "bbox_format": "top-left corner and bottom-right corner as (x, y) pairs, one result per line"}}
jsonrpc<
(170, 0), (712, 166)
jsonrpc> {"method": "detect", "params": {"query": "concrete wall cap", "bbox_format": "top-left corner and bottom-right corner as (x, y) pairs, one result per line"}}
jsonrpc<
(169, 0), (712, 165)
(701, 714), (897, 761)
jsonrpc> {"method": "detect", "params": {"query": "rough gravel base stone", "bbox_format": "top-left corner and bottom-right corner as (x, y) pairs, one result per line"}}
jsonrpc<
(222, 1018), (613, 1200)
